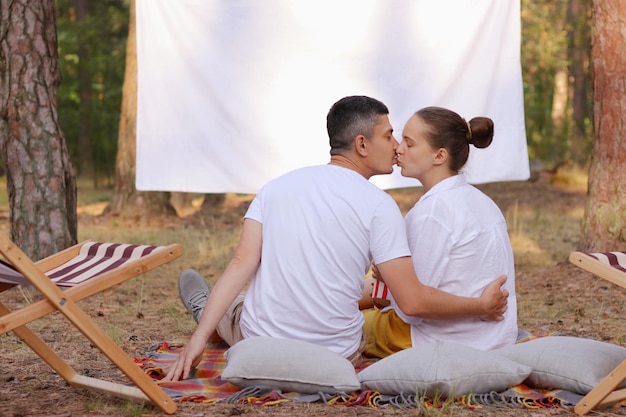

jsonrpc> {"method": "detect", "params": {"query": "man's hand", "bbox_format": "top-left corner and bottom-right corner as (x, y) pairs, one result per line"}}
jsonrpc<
(162, 333), (206, 381)
(479, 275), (508, 321)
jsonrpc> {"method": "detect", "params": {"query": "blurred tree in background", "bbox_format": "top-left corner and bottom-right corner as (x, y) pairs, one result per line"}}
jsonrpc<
(579, 0), (626, 251)
(521, 0), (593, 167)
(105, 0), (176, 216)
(56, 0), (128, 187)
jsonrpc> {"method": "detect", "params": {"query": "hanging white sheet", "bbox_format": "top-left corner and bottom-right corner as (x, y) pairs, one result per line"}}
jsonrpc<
(136, 0), (529, 193)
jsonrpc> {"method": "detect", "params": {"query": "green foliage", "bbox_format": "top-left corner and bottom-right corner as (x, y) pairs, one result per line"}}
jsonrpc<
(521, 0), (594, 166)
(56, 0), (129, 186)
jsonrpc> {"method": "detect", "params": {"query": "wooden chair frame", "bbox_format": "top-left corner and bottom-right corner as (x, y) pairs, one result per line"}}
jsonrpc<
(569, 250), (626, 415)
(0, 235), (183, 414)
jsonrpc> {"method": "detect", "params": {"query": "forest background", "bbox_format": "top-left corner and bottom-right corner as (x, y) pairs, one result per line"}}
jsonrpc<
(41, 0), (595, 186)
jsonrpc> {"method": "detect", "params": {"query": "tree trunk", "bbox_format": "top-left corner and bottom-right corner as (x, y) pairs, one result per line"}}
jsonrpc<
(579, 0), (626, 251)
(106, 0), (175, 217)
(0, 0), (78, 260)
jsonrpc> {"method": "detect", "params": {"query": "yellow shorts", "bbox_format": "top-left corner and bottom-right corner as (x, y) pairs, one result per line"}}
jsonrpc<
(362, 308), (412, 358)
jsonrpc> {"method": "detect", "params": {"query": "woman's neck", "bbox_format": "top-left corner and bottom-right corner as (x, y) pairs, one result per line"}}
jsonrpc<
(420, 171), (457, 193)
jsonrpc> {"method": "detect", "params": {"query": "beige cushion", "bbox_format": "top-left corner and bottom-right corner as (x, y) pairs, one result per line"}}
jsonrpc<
(222, 336), (361, 394)
(495, 336), (626, 394)
(358, 341), (532, 397)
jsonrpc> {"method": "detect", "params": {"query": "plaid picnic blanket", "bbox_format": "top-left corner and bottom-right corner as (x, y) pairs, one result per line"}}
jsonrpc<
(136, 339), (583, 410)
(136, 341), (240, 403)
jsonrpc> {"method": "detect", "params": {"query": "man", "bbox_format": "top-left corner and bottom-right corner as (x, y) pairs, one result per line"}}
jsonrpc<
(164, 96), (508, 381)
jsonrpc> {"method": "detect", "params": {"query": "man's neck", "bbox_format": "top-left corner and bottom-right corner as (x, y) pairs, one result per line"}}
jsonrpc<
(328, 154), (369, 179)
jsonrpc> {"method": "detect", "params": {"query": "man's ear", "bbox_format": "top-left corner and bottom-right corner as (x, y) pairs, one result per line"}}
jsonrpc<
(355, 135), (368, 157)
(433, 148), (448, 166)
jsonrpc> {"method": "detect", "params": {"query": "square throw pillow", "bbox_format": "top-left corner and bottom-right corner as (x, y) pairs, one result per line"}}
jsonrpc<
(357, 341), (531, 398)
(222, 336), (361, 394)
(494, 336), (626, 394)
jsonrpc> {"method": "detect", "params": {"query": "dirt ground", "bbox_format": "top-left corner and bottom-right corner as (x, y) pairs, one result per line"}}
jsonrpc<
(2, 171), (626, 417)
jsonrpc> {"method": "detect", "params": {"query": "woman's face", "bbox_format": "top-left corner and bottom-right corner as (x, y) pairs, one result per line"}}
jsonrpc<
(396, 115), (438, 182)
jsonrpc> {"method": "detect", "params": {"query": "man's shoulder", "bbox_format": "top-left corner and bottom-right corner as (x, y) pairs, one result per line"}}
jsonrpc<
(266, 164), (392, 202)
(273, 164), (325, 180)
(271, 164), (369, 185)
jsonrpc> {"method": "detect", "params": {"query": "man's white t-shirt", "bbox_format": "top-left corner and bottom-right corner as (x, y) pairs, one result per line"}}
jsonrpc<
(240, 164), (411, 358)
(392, 174), (518, 350)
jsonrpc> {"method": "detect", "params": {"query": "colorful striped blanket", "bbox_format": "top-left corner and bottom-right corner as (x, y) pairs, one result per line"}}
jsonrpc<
(137, 339), (583, 410)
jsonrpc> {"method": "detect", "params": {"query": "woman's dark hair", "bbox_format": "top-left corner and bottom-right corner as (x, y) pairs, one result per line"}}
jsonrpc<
(327, 96), (389, 154)
(415, 106), (494, 172)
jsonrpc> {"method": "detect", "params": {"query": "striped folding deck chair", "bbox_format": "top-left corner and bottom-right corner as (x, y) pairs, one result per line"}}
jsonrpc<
(0, 235), (183, 414)
(569, 250), (626, 415)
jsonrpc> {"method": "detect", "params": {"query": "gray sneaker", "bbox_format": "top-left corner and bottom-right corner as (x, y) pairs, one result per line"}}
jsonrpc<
(178, 269), (210, 323)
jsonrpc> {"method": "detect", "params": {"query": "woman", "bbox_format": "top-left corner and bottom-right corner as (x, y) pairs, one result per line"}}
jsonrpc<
(362, 106), (518, 358)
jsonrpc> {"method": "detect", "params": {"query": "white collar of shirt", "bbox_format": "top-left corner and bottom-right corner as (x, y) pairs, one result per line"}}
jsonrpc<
(419, 174), (468, 203)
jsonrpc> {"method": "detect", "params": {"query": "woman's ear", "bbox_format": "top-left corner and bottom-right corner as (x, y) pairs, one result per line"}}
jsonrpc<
(433, 147), (448, 166)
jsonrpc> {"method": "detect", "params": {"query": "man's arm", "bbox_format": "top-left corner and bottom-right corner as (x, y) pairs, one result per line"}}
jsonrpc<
(164, 218), (263, 381)
(377, 256), (508, 320)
